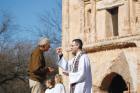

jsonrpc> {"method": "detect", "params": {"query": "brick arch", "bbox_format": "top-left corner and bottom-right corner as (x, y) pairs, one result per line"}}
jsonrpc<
(109, 52), (132, 83)
(100, 72), (128, 92)
(99, 52), (133, 92)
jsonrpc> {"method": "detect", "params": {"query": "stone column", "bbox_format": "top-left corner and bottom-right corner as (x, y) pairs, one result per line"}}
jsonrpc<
(135, 0), (140, 33)
(123, 0), (132, 35)
(62, 0), (70, 57)
(90, 0), (97, 42)
(61, 0), (70, 92)
(129, 0), (136, 34)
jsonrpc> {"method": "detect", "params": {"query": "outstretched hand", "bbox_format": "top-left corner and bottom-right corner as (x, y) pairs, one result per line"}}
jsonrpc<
(56, 47), (63, 56)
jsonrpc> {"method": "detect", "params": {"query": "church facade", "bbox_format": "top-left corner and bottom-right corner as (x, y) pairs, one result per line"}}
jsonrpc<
(61, 0), (140, 92)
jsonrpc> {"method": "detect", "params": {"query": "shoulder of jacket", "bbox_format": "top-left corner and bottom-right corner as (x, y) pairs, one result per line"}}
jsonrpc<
(32, 47), (42, 55)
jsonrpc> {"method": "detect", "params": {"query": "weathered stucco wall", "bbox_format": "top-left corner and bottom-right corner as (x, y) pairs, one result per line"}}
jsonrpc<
(62, 0), (140, 92)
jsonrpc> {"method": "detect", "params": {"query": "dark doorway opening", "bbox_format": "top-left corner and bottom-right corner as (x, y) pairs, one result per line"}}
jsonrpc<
(107, 7), (119, 36)
(100, 72), (128, 93)
(108, 74), (128, 93)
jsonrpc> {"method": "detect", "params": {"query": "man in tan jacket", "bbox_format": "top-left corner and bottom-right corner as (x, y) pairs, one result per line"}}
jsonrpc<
(28, 37), (53, 93)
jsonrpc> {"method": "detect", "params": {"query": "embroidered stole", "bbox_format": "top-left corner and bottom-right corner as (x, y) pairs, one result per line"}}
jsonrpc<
(70, 52), (84, 93)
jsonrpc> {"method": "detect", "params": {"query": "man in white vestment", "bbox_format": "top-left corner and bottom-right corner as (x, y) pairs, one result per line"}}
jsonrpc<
(56, 39), (92, 93)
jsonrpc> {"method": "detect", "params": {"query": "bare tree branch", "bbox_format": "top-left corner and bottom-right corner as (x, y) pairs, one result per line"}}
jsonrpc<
(37, 0), (62, 46)
(0, 11), (12, 34)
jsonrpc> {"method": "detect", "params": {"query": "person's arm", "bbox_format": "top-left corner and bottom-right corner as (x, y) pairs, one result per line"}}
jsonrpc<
(36, 66), (54, 75)
(56, 47), (68, 71)
(28, 53), (42, 74)
(69, 55), (89, 84)
(29, 53), (49, 75)
(57, 55), (68, 71)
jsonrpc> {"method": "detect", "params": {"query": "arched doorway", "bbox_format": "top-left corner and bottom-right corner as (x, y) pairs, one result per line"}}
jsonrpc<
(108, 74), (128, 93)
(100, 72), (128, 93)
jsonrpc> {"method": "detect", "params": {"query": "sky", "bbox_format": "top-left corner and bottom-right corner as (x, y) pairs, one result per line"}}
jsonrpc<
(0, 0), (62, 42)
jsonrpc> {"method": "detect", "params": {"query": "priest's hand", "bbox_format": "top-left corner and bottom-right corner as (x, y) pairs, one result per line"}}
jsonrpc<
(56, 47), (63, 56)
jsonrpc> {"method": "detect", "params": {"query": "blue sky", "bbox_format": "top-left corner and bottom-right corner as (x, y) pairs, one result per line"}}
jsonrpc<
(0, 0), (62, 42)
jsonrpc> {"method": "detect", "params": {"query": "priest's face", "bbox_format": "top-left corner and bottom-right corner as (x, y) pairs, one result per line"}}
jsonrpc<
(71, 41), (79, 56)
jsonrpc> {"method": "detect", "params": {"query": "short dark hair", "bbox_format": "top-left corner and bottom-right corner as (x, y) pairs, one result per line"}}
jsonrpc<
(72, 39), (83, 49)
